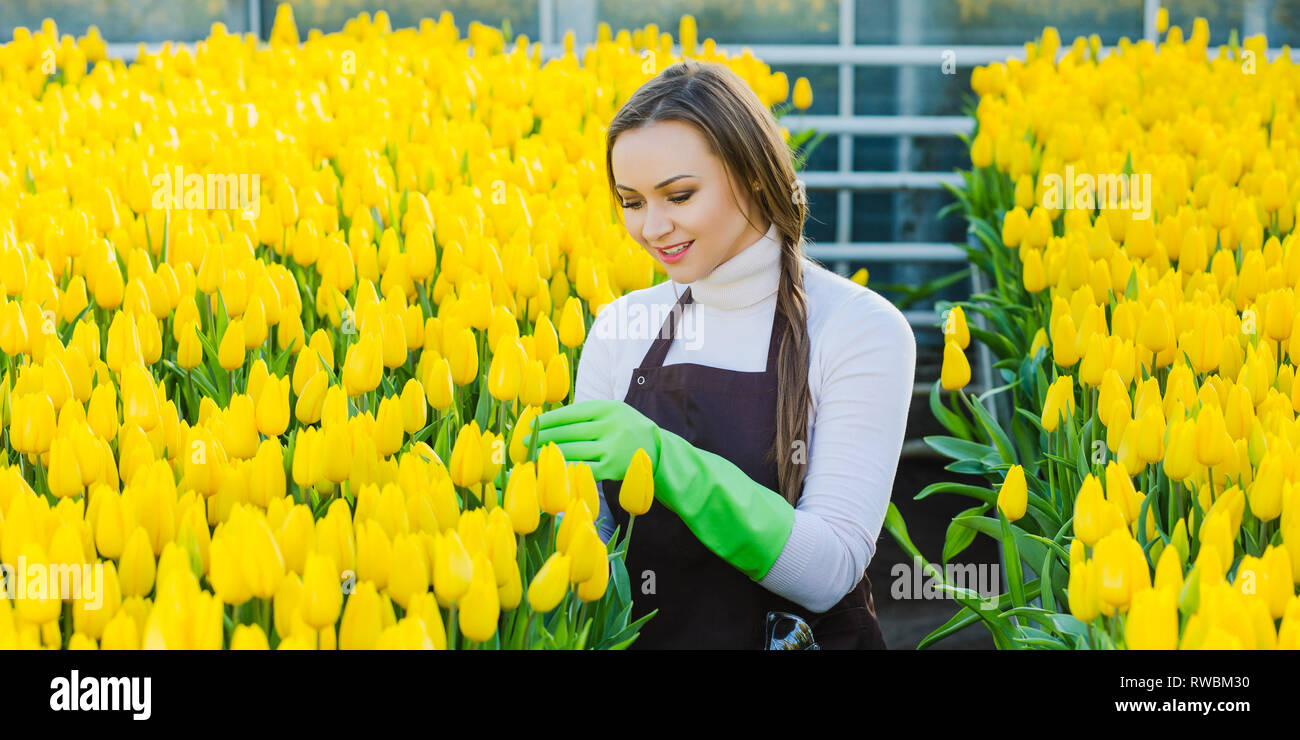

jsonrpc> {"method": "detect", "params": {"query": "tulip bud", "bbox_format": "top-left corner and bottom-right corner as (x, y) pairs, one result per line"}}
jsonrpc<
(940, 340), (971, 391)
(386, 533), (428, 609)
(339, 581), (383, 650)
(342, 333), (383, 396)
(432, 531), (473, 607)
(942, 306), (970, 349)
(449, 421), (484, 488)
(620, 447), (655, 516)
(422, 356), (454, 410)
(488, 338), (523, 402)
(219, 319), (246, 371)
(118, 526), (156, 598)
(255, 375), (290, 437)
(557, 297), (585, 348)
(527, 552), (570, 613)
(544, 352), (570, 403)
(400, 379), (426, 434)
(996, 464), (1027, 522)
(458, 552), (500, 643)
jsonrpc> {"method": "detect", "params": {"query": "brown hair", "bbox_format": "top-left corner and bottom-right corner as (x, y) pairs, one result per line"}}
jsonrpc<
(604, 59), (812, 506)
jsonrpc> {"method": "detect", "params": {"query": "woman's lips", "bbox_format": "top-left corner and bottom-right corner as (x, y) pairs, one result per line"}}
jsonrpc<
(656, 240), (693, 264)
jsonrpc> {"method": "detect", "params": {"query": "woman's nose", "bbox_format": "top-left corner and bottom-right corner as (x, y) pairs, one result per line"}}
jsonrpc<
(641, 205), (673, 243)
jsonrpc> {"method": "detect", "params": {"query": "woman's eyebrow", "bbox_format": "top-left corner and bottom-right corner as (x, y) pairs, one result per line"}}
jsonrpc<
(614, 173), (698, 192)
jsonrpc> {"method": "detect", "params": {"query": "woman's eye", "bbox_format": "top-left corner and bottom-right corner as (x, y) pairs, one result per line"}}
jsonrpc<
(622, 193), (690, 209)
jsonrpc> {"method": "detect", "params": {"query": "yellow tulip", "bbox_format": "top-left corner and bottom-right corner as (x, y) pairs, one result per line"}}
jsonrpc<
(792, 76), (812, 110)
(219, 319), (246, 371)
(939, 338), (971, 391)
(620, 447), (655, 516)
(996, 464), (1027, 522)
(458, 552), (500, 643)
(557, 296), (586, 348)
(450, 421), (484, 488)
(342, 333), (383, 396)
(527, 552), (571, 613)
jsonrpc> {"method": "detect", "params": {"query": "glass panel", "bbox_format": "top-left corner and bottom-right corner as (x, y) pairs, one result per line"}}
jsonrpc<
(801, 188), (840, 245)
(854, 0), (899, 44)
(908, 135), (969, 174)
(853, 136), (896, 171)
(853, 66), (898, 115)
(770, 62), (840, 115)
(597, 0), (839, 45)
(852, 134), (967, 174)
(851, 189), (963, 243)
(857, 259), (968, 321)
(854, 65), (973, 117)
(910, 0), (1143, 46)
(1265, 0), (1300, 45)
(793, 122), (842, 173)
(0, 0), (252, 42)
(267, 0), (539, 39)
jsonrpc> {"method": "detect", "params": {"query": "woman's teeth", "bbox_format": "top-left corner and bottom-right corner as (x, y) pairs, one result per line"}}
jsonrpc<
(662, 241), (692, 255)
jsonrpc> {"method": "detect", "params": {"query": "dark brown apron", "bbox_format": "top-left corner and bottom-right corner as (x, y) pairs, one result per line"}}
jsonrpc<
(603, 286), (887, 650)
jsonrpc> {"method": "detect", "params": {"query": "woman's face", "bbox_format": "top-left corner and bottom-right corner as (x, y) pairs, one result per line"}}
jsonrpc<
(611, 120), (770, 284)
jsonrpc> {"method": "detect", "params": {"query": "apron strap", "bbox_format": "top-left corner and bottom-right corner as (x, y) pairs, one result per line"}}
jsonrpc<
(637, 286), (790, 376)
(765, 306), (786, 375)
(638, 286), (694, 370)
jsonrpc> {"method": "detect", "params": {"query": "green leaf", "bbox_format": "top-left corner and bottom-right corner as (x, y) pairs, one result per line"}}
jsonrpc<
(612, 550), (631, 605)
(58, 305), (91, 345)
(161, 359), (219, 400)
(1012, 632), (1068, 649)
(930, 582), (1022, 649)
(969, 325), (1019, 361)
(952, 514), (1048, 585)
(922, 435), (995, 463)
(1048, 613), (1091, 642)
(914, 481), (996, 504)
(1039, 540), (1058, 614)
(473, 387), (491, 429)
(271, 338), (297, 376)
(1022, 533), (1072, 564)
(959, 391), (1017, 464)
(945, 459), (991, 475)
(1124, 266), (1139, 301)
(195, 326), (222, 367)
(998, 508), (1026, 609)
(917, 577), (1043, 649)
(943, 503), (990, 563)
(929, 380), (974, 440)
(883, 503), (923, 564)
(1011, 414), (1040, 478)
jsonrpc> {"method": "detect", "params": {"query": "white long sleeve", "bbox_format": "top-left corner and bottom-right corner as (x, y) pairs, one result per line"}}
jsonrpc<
(573, 222), (916, 614)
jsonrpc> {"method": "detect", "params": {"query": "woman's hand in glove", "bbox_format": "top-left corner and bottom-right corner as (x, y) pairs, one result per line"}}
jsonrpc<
(520, 399), (660, 481)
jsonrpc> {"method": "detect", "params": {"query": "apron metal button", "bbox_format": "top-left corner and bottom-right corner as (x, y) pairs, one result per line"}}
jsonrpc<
(637, 375), (645, 385)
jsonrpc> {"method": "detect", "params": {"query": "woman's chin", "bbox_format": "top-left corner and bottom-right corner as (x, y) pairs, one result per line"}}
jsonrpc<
(663, 264), (696, 284)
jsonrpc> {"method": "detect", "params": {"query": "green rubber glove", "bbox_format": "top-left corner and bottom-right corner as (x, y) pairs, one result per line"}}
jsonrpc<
(522, 399), (795, 581)
(522, 400), (662, 480)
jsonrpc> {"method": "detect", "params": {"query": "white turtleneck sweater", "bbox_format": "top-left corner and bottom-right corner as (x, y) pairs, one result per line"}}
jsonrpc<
(574, 222), (917, 614)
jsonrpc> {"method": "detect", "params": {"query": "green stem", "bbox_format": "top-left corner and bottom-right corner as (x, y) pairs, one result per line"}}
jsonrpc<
(623, 514), (636, 556)
(521, 611), (536, 650)
(448, 603), (458, 650)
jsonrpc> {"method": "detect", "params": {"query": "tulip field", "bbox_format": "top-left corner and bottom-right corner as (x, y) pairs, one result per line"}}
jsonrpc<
(0, 6), (818, 649)
(907, 15), (1300, 648)
(16, 0), (1295, 655)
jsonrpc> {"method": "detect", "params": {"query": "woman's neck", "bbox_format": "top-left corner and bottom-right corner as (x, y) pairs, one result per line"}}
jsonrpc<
(675, 221), (782, 310)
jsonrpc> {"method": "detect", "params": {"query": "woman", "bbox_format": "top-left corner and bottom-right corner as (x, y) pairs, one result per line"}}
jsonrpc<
(522, 60), (916, 649)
